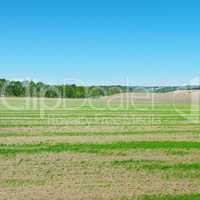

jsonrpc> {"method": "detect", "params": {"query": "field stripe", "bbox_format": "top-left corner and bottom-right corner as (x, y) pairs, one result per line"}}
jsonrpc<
(124, 193), (200, 200)
(112, 160), (200, 171)
(1, 141), (200, 155)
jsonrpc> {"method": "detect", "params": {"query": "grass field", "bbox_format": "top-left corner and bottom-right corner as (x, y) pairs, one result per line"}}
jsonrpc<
(0, 94), (200, 200)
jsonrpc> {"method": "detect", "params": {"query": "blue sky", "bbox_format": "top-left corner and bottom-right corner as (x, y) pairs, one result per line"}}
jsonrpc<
(0, 0), (200, 86)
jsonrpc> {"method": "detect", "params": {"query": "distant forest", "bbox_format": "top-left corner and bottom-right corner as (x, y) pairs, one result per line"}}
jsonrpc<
(0, 79), (199, 98)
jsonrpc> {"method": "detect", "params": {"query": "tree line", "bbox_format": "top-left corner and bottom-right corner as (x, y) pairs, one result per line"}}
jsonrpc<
(0, 79), (125, 98)
(1, 79), (199, 98)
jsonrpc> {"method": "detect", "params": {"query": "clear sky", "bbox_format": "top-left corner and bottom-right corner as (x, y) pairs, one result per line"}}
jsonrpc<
(0, 0), (200, 86)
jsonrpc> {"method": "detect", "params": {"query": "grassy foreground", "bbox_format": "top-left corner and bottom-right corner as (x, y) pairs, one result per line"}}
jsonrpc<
(0, 97), (200, 200)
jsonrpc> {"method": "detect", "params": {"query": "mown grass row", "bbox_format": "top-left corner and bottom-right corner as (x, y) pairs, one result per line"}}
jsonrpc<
(112, 159), (200, 171)
(0, 102), (193, 110)
(0, 129), (198, 137)
(122, 193), (200, 200)
(0, 122), (199, 128)
(1, 141), (200, 155)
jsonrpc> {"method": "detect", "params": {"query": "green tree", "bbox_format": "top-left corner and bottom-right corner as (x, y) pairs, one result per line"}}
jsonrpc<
(64, 85), (75, 98)
(107, 87), (121, 96)
(5, 81), (25, 97)
(0, 79), (6, 96)
(75, 86), (85, 98)
(89, 87), (104, 97)
(45, 87), (59, 98)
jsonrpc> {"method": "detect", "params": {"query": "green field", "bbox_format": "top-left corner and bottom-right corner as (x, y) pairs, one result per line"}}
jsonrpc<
(0, 97), (200, 200)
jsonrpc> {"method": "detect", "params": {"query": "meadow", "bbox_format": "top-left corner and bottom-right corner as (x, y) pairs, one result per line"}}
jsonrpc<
(0, 93), (200, 200)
